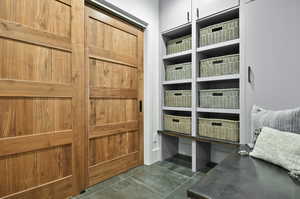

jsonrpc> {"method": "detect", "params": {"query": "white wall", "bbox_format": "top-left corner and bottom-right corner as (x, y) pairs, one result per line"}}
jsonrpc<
(105, 0), (160, 165)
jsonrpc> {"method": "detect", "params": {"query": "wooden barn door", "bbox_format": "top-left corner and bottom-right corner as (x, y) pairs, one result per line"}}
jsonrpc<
(85, 6), (144, 186)
(0, 0), (86, 198)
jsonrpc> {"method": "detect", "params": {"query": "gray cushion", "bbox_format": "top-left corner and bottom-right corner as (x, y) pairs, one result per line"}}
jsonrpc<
(251, 105), (300, 145)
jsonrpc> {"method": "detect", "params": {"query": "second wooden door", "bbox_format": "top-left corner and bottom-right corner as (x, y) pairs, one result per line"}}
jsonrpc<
(85, 6), (144, 186)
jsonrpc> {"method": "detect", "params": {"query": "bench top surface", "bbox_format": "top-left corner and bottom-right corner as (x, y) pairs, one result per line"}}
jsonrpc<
(187, 148), (300, 199)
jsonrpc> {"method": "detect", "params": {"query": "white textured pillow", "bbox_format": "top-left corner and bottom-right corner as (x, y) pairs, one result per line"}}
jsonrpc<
(250, 127), (300, 177)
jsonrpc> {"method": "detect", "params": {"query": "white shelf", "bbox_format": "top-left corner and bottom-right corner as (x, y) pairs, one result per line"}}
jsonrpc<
(196, 6), (239, 26)
(163, 106), (192, 112)
(197, 108), (240, 114)
(162, 79), (192, 85)
(163, 50), (192, 61)
(197, 39), (240, 53)
(197, 74), (239, 82)
(161, 23), (192, 38)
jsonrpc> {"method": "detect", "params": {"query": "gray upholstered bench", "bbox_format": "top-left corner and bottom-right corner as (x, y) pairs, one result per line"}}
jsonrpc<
(187, 146), (300, 199)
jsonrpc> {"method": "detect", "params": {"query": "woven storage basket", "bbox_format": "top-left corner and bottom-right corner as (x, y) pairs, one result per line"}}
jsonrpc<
(166, 62), (192, 81)
(199, 88), (239, 109)
(164, 114), (191, 135)
(167, 35), (192, 54)
(198, 118), (239, 142)
(200, 54), (239, 77)
(165, 90), (191, 107)
(199, 19), (239, 47)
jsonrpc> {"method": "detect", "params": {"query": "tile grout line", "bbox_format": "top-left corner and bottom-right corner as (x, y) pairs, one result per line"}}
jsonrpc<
(128, 176), (165, 198)
(154, 163), (197, 179)
(162, 177), (192, 199)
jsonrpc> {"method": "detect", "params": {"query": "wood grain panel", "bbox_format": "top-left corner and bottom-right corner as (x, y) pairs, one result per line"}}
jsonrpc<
(86, 6), (139, 36)
(71, 0), (87, 194)
(52, 50), (72, 84)
(137, 30), (145, 165)
(86, 11), (138, 67)
(89, 99), (138, 126)
(86, 6), (144, 187)
(88, 46), (137, 67)
(89, 59), (137, 89)
(90, 88), (137, 99)
(0, 39), (71, 83)
(0, 131), (72, 157)
(0, 146), (72, 198)
(90, 121), (139, 133)
(89, 152), (139, 186)
(0, 98), (72, 138)
(1, 176), (72, 199)
(0, 19), (71, 51)
(89, 121), (139, 139)
(56, 0), (71, 6)
(0, 80), (72, 98)
(0, 0), (71, 38)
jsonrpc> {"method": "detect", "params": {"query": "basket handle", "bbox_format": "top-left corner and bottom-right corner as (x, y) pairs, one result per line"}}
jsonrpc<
(212, 122), (222, 126)
(175, 67), (183, 70)
(176, 40), (183, 44)
(212, 27), (223, 32)
(212, 93), (223, 96)
(174, 93), (183, 96)
(172, 119), (180, 123)
(213, 60), (224, 64)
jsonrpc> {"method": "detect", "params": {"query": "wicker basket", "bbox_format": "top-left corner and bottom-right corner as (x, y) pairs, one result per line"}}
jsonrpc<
(198, 118), (239, 142)
(165, 90), (191, 107)
(164, 114), (191, 135)
(199, 19), (239, 47)
(199, 88), (239, 109)
(167, 35), (192, 54)
(166, 62), (192, 81)
(200, 54), (239, 77)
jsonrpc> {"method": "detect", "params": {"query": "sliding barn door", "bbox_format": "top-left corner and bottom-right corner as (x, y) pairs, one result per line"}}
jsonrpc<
(85, 6), (144, 186)
(0, 0), (86, 198)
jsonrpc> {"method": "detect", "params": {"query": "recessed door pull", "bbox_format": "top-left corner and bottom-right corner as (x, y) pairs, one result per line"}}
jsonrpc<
(139, 100), (143, 113)
(248, 66), (253, 83)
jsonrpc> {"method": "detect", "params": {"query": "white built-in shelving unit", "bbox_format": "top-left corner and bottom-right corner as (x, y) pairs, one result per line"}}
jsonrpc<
(159, 5), (245, 172)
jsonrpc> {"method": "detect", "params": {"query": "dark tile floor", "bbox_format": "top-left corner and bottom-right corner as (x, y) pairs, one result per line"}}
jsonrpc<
(73, 157), (205, 199)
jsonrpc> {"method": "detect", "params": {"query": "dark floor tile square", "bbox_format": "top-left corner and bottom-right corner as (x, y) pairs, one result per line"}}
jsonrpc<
(118, 165), (147, 179)
(164, 175), (203, 199)
(86, 178), (163, 199)
(86, 176), (123, 193)
(155, 161), (194, 177)
(130, 164), (188, 197)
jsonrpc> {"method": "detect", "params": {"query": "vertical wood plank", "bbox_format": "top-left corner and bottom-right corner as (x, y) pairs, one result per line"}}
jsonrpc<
(71, 0), (87, 195)
(137, 31), (144, 165)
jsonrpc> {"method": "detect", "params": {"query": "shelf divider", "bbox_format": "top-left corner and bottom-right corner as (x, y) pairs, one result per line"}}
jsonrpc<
(163, 50), (192, 61)
(162, 79), (192, 85)
(197, 108), (240, 114)
(197, 39), (240, 53)
(162, 106), (192, 112)
(197, 74), (240, 82)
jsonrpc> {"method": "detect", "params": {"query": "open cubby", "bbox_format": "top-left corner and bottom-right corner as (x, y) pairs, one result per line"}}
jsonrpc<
(164, 83), (191, 90)
(198, 79), (239, 90)
(159, 6), (244, 172)
(162, 24), (192, 43)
